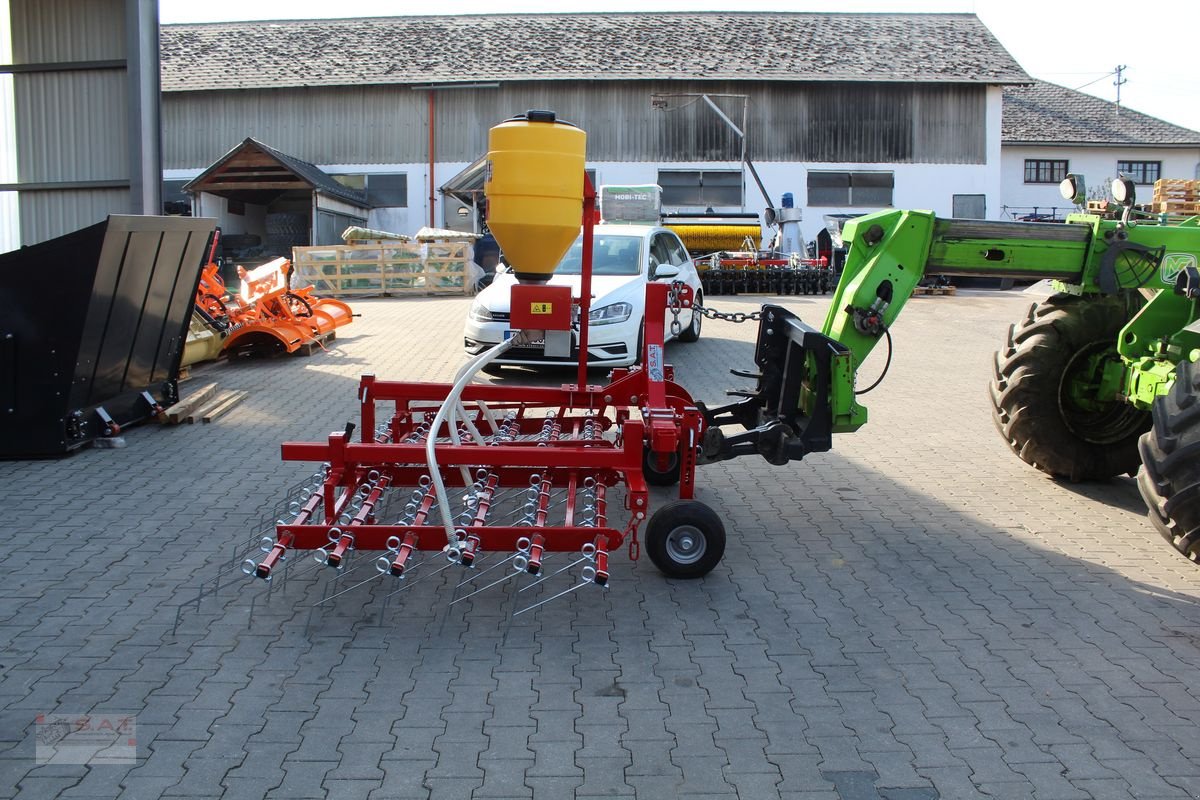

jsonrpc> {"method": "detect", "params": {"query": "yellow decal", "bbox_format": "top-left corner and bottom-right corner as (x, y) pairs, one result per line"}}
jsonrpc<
(530, 302), (554, 315)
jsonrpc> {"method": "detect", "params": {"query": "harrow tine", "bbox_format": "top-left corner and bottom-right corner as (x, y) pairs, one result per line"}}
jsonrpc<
(518, 552), (588, 593)
(309, 569), (386, 608)
(453, 550), (516, 588)
(513, 577), (593, 617)
(448, 563), (525, 606)
(381, 555), (458, 599)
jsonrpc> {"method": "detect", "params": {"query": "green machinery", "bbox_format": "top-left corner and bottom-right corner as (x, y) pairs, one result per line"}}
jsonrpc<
(701, 176), (1200, 562)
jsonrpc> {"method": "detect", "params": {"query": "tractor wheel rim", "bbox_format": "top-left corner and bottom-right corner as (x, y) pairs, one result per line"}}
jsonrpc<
(666, 525), (706, 564)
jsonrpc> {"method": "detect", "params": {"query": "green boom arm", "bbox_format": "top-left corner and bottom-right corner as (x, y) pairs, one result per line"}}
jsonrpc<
(821, 209), (1200, 432)
(698, 209), (1200, 465)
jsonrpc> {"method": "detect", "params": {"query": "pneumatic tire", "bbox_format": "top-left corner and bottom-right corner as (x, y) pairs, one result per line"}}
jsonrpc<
(1137, 359), (1200, 562)
(989, 292), (1150, 481)
(645, 500), (725, 578)
(677, 293), (702, 342)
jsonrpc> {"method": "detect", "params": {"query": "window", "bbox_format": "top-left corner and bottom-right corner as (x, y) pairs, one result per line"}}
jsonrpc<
(649, 233), (676, 274)
(807, 171), (894, 207)
(162, 180), (191, 216)
(366, 174), (407, 207)
(554, 234), (642, 277)
(1024, 159), (1068, 184)
(1117, 160), (1161, 185)
(952, 194), (986, 219)
(664, 234), (690, 266)
(332, 174), (366, 190)
(658, 170), (742, 207)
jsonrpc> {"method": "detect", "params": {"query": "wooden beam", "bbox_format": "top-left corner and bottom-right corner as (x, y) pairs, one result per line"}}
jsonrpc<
(197, 180), (309, 191)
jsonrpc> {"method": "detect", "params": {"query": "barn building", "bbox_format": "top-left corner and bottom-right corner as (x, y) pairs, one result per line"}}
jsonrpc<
(159, 12), (1030, 250)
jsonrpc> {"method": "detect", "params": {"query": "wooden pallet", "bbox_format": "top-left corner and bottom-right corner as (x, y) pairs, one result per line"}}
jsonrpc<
(189, 390), (247, 424)
(291, 241), (472, 297)
(159, 384), (248, 425)
(1153, 200), (1200, 215)
(913, 285), (957, 296)
(1153, 179), (1200, 204)
(159, 382), (219, 424)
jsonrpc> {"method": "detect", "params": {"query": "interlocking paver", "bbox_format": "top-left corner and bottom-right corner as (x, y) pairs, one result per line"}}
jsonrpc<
(4, 291), (1200, 799)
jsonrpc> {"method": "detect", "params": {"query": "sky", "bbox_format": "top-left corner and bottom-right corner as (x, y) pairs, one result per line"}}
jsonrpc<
(158, 0), (1200, 133)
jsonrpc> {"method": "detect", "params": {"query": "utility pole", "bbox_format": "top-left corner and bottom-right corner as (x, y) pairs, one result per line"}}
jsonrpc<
(1113, 64), (1127, 115)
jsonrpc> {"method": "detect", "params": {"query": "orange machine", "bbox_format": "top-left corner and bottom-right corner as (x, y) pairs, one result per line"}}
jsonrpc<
(196, 256), (353, 357)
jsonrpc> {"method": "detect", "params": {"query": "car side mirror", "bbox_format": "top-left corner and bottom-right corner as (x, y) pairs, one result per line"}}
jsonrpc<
(654, 264), (680, 280)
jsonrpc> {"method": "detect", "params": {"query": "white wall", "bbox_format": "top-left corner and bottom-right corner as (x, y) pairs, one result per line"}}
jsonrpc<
(1001, 145), (1200, 216)
(587, 159), (1000, 245)
(194, 191), (266, 238)
(169, 138), (1015, 250)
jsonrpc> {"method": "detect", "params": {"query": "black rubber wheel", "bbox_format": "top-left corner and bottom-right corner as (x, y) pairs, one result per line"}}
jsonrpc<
(677, 292), (702, 342)
(645, 500), (726, 578)
(1137, 358), (1200, 563)
(633, 322), (645, 366)
(989, 292), (1150, 481)
(643, 447), (681, 487)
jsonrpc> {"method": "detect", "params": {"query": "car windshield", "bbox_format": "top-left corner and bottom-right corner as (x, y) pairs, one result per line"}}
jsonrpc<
(551, 234), (643, 276)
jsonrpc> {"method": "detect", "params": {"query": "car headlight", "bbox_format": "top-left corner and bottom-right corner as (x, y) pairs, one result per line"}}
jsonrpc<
(589, 302), (633, 325)
(469, 302), (494, 322)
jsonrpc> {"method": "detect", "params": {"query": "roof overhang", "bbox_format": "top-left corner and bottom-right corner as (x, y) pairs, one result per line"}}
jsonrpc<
(1003, 141), (1200, 149)
(440, 156), (487, 205)
(183, 138), (369, 208)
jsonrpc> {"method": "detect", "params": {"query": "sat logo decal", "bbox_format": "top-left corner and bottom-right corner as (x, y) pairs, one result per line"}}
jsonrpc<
(1162, 253), (1197, 285)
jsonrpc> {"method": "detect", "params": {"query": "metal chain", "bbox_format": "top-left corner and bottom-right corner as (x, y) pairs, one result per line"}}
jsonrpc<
(694, 305), (763, 324)
(669, 281), (762, 325)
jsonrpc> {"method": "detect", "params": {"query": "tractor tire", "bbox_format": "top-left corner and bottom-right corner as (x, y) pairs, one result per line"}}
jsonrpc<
(989, 292), (1150, 481)
(645, 500), (726, 578)
(677, 293), (702, 342)
(1137, 358), (1200, 562)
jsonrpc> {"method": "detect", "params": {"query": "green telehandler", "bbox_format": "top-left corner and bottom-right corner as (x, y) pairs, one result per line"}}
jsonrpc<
(701, 176), (1200, 563)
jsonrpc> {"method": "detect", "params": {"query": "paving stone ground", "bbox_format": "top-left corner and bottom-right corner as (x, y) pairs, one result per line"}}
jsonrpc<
(2, 288), (1200, 800)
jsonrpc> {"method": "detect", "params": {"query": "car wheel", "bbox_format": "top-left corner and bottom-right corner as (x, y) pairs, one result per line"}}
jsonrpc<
(677, 291), (702, 343)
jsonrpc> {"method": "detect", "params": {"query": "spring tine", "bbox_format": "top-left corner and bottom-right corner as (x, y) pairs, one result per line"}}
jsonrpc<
(513, 579), (591, 616)
(309, 570), (385, 607)
(448, 566), (524, 606)
(382, 557), (457, 599)
(454, 550), (517, 588)
(517, 554), (587, 593)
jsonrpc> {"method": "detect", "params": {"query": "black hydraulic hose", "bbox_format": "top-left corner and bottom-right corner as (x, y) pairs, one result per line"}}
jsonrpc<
(854, 328), (893, 395)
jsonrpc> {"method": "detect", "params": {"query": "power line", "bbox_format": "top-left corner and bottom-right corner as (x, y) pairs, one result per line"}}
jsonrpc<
(1073, 69), (1117, 91)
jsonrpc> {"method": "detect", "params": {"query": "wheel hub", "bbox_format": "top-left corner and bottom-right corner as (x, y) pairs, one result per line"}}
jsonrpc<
(1059, 341), (1145, 445)
(666, 525), (706, 564)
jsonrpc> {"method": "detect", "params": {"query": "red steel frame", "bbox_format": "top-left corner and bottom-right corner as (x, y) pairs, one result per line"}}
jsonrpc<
(250, 176), (703, 581)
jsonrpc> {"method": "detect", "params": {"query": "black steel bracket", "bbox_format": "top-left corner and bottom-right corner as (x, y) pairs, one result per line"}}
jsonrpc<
(699, 305), (847, 465)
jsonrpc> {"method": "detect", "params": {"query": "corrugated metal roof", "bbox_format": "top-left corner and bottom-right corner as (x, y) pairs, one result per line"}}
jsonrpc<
(1002, 80), (1200, 146)
(161, 12), (1029, 93)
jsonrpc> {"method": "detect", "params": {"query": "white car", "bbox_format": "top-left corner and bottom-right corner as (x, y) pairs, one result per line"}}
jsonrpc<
(464, 224), (704, 370)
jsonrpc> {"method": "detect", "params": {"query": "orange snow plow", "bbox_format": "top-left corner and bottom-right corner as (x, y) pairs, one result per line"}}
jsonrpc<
(198, 256), (353, 357)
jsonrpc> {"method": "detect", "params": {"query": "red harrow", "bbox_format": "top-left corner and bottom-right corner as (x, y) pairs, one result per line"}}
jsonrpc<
(239, 284), (715, 614)
(240, 112), (727, 615)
